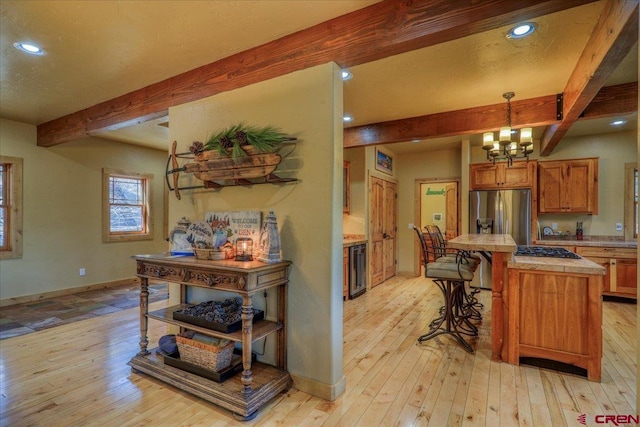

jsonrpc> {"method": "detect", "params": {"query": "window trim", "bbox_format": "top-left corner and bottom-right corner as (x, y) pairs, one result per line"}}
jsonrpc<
(102, 168), (154, 243)
(0, 156), (23, 260)
(624, 162), (637, 241)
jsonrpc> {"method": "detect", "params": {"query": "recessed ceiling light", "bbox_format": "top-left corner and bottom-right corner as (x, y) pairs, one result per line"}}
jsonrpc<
(341, 70), (353, 81)
(343, 114), (353, 123)
(507, 22), (536, 39)
(610, 119), (627, 126)
(13, 42), (46, 55)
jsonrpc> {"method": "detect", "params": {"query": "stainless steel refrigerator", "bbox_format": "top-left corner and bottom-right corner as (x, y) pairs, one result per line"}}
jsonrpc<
(468, 189), (532, 289)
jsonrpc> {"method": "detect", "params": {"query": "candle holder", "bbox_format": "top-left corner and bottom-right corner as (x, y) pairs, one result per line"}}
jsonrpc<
(235, 237), (253, 261)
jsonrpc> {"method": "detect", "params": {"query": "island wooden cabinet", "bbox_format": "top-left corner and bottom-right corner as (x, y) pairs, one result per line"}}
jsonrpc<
(343, 247), (349, 299)
(575, 246), (637, 299)
(469, 160), (536, 190)
(128, 254), (292, 420)
(538, 158), (598, 214)
(507, 266), (603, 381)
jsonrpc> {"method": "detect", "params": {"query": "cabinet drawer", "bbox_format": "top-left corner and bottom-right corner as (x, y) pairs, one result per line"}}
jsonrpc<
(575, 246), (636, 259)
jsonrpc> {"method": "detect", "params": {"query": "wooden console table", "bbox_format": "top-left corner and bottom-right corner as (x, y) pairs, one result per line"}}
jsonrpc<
(128, 254), (292, 419)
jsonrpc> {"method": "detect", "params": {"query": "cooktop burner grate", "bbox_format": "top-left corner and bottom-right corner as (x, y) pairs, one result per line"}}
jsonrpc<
(515, 245), (581, 259)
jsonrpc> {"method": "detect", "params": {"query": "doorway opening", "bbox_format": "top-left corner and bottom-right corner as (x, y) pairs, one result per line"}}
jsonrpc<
(413, 179), (460, 276)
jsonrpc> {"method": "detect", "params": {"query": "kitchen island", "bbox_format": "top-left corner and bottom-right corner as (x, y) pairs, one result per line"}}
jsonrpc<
(447, 234), (606, 381)
(447, 234), (517, 362)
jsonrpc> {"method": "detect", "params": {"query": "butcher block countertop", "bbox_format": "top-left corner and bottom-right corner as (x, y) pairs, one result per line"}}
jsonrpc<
(534, 239), (637, 248)
(509, 255), (606, 275)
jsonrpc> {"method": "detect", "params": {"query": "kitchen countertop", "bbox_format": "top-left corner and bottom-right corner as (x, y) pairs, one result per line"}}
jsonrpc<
(534, 239), (637, 248)
(447, 234), (517, 253)
(509, 255), (606, 275)
(343, 239), (367, 248)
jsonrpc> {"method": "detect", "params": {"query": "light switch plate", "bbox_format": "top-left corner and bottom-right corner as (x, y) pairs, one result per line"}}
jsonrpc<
(552, 223), (558, 230)
(408, 223), (414, 229)
(616, 223), (623, 231)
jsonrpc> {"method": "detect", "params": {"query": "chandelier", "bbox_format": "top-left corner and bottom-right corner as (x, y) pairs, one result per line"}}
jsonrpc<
(482, 92), (533, 165)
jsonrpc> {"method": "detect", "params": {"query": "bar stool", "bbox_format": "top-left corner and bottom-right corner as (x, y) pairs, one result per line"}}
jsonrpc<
(413, 226), (477, 353)
(425, 225), (484, 317)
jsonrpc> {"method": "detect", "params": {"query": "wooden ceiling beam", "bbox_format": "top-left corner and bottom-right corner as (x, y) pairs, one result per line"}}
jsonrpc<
(344, 94), (560, 148)
(539, 0), (639, 156)
(579, 81), (638, 120)
(344, 83), (637, 148)
(37, 0), (599, 147)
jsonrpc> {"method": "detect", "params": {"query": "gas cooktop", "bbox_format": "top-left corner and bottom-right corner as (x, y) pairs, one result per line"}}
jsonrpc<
(515, 245), (581, 259)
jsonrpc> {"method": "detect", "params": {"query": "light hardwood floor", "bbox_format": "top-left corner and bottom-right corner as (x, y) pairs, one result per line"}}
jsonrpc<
(0, 275), (636, 426)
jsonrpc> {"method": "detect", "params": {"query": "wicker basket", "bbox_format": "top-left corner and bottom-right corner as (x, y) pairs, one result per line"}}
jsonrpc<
(176, 335), (234, 372)
(193, 247), (234, 260)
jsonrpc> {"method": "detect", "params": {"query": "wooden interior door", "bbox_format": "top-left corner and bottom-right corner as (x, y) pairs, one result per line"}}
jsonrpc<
(370, 177), (385, 286)
(444, 183), (458, 240)
(370, 175), (397, 287)
(383, 180), (397, 281)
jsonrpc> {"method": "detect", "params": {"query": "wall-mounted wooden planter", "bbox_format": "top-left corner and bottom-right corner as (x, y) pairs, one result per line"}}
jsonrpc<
(166, 141), (298, 199)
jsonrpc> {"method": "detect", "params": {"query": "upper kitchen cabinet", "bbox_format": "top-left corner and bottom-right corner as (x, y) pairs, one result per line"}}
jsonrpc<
(538, 158), (598, 214)
(469, 160), (536, 190)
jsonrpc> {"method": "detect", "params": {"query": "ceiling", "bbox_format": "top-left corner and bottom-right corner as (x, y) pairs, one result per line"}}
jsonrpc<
(0, 0), (637, 154)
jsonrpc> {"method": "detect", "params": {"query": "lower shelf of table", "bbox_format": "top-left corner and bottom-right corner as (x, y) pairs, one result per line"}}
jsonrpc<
(129, 348), (291, 417)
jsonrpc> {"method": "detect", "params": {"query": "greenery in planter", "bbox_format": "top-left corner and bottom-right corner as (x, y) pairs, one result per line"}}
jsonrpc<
(189, 123), (293, 160)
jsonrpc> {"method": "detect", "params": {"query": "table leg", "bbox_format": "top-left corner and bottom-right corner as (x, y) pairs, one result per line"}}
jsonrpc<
(241, 294), (254, 394)
(138, 277), (150, 356)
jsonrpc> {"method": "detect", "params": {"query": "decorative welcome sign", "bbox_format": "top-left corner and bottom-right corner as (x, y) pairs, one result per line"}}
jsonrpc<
(425, 187), (446, 196)
(205, 211), (262, 254)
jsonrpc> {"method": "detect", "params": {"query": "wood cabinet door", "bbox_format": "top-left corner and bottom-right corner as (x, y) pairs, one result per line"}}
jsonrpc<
(565, 159), (598, 214)
(343, 248), (349, 299)
(470, 163), (503, 190)
(538, 161), (565, 212)
(502, 161), (535, 188)
(538, 159), (598, 214)
(614, 258), (637, 296)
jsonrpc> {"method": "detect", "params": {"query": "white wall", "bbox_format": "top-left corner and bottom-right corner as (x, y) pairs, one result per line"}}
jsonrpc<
(0, 118), (167, 301)
(395, 147), (462, 275)
(167, 63), (345, 399)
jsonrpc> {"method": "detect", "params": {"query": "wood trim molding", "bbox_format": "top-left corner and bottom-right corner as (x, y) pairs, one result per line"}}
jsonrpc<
(540, 0), (639, 156)
(36, 0), (599, 147)
(0, 278), (140, 307)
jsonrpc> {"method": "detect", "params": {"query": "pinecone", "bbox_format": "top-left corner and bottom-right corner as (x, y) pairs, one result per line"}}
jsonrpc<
(219, 136), (233, 149)
(235, 130), (249, 146)
(188, 141), (204, 154)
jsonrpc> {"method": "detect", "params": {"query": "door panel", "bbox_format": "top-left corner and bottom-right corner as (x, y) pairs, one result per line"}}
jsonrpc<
(445, 183), (458, 240)
(383, 181), (397, 281)
(370, 178), (385, 286)
(370, 176), (397, 287)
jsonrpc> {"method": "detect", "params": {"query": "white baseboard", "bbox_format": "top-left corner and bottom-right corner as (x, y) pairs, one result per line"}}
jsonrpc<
(290, 373), (346, 401)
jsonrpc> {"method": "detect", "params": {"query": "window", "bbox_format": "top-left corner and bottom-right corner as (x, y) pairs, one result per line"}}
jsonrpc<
(0, 156), (23, 259)
(624, 162), (638, 241)
(102, 168), (153, 242)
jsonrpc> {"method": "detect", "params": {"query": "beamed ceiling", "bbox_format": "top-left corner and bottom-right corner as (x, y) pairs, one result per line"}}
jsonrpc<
(0, 0), (637, 156)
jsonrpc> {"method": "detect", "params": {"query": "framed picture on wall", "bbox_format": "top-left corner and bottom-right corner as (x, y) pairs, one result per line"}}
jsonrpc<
(375, 148), (393, 175)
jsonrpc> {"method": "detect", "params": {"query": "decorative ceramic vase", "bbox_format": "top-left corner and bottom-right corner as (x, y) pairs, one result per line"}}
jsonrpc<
(257, 210), (282, 263)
